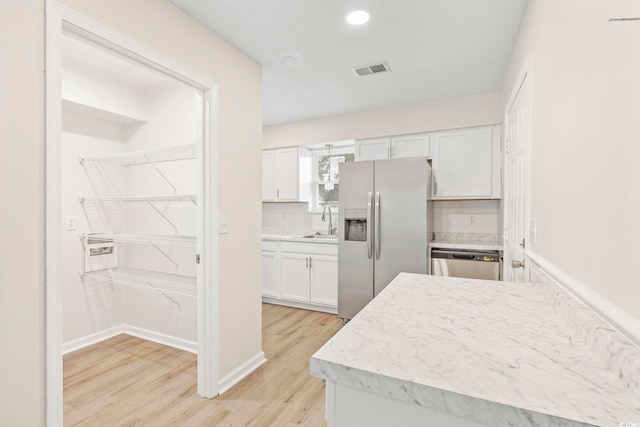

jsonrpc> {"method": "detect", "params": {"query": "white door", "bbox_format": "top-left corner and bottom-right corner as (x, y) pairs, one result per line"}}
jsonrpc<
(355, 138), (390, 161)
(279, 253), (310, 301)
(504, 73), (530, 282)
(275, 148), (299, 200)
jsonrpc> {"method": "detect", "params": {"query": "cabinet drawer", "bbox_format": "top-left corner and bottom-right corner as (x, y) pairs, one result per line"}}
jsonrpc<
(280, 241), (338, 256)
(262, 240), (279, 252)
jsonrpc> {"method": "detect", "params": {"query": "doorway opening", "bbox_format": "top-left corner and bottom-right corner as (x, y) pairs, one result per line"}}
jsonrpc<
(46, 4), (219, 426)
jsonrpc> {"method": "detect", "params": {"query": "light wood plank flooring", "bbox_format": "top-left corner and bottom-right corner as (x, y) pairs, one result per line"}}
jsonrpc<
(64, 303), (343, 426)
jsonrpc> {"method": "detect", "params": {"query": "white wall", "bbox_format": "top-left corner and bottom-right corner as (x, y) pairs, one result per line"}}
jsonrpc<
(502, 0), (640, 323)
(123, 84), (200, 344)
(0, 1), (46, 426)
(263, 92), (502, 149)
(61, 112), (126, 345)
(0, 1), (263, 425)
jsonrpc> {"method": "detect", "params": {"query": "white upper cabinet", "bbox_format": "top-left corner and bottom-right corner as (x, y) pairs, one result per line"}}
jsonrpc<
(391, 133), (430, 159)
(262, 151), (276, 200)
(355, 137), (391, 161)
(430, 125), (501, 199)
(356, 134), (430, 161)
(274, 148), (299, 200)
(262, 147), (311, 202)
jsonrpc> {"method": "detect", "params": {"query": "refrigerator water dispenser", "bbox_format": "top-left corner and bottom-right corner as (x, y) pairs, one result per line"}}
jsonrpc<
(344, 209), (367, 241)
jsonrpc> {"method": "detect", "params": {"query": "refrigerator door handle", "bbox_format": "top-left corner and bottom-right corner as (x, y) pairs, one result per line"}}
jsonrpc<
(367, 191), (373, 259)
(375, 191), (381, 260)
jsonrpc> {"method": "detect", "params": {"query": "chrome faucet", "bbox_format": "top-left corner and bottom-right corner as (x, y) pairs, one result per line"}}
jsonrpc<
(322, 204), (337, 235)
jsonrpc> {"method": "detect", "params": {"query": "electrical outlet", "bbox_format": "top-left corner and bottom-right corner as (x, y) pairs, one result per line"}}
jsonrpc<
(468, 215), (476, 226)
(65, 216), (77, 231)
(219, 215), (229, 234)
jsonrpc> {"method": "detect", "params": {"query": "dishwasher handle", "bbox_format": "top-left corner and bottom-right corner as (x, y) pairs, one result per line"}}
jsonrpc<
(431, 249), (500, 262)
(451, 253), (476, 260)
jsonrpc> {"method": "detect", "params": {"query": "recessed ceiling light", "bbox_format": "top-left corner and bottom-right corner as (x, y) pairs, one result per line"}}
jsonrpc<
(347, 10), (370, 26)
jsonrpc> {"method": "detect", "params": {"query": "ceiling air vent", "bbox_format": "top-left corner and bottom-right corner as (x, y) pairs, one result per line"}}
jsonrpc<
(351, 61), (391, 77)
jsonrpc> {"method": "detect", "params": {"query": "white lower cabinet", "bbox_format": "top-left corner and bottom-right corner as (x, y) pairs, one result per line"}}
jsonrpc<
(279, 254), (311, 302)
(309, 256), (338, 306)
(262, 240), (338, 313)
(261, 250), (278, 298)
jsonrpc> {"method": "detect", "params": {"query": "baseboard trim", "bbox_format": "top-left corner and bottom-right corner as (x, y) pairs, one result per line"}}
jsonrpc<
(63, 325), (199, 354)
(218, 351), (267, 395)
(262, 297), (338, 314)
(526, 250), (640, 344)
(62, 325), (123, 355)
(122, 324), (198, 354)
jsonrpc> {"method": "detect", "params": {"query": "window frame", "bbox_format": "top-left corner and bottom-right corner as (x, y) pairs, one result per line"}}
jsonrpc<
(309, 145), (355, 213)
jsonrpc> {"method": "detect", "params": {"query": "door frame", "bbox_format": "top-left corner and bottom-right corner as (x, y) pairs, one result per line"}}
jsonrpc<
(45, 2), (220, 425)
(503, 55), (532, 281)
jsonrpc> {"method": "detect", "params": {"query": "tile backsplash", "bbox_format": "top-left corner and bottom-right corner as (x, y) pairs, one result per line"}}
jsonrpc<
(262, 202), (337, 236)
(263, 200), (500, 236)
(432, 200), (499, 235)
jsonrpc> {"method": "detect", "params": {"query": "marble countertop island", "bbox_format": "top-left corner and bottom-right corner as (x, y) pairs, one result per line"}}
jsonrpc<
(310, 273), (640, 426)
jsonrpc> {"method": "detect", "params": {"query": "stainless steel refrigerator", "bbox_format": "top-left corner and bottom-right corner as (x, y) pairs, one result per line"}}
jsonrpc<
(338, 156), (433, 321)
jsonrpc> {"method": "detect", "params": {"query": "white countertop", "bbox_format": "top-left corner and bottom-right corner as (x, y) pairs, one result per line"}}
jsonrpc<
(310, 273), (640, 426)
(262, 234), (338, 244)
(430, 239), (503, 251)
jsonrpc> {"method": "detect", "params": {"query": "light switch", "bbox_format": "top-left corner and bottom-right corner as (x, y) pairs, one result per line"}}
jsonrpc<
(219, 215), (229, 234)
(65, 216), (77, 231)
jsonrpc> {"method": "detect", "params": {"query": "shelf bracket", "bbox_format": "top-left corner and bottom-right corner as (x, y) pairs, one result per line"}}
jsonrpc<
(145, 154), (177, 195)
(145, 281), (181, 307)
(145, 201), (178, 234)
(150, 242), (179, 269)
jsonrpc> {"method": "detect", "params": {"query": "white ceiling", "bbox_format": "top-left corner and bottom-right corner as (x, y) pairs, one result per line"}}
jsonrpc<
(169, 0), (528, 125)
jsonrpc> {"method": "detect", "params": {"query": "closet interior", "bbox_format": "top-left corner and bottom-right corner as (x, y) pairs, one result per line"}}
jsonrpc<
(60, 33), (204, 370)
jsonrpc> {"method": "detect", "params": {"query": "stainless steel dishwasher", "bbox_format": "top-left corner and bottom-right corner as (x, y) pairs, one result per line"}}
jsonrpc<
(431, 249), (502, 281)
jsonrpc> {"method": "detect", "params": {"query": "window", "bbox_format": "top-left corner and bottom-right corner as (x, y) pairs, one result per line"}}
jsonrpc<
(311, 145), (355, 212)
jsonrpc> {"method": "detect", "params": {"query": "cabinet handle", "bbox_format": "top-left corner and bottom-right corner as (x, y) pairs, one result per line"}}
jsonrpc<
(433, 171), (438, 197)
(309, 257), (312, 268)
(387, 146), (390, 159)
(277, 188), (280, 199)
(305, 257), (309, 268)
(367, 191), (373, 260)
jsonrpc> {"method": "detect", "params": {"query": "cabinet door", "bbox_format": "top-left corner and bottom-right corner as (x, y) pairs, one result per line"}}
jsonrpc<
(279, 253), (310, 302)
(431, 127), (498, 199)
(275, 148), (299, 200)
(391, 134), (430, 159)
(261, 251), (278, 298)
(355, 138), (391, 161)
(310, 255), (338, 307)
(262, 151), (276, 201)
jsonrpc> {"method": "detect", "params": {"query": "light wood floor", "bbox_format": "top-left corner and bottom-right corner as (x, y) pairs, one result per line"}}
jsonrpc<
(64, 303), (343, 426)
